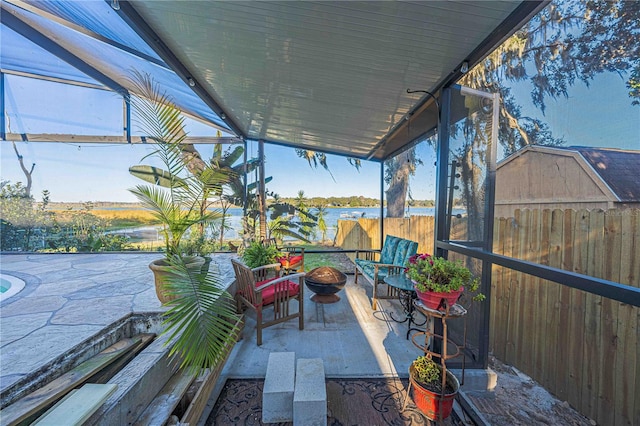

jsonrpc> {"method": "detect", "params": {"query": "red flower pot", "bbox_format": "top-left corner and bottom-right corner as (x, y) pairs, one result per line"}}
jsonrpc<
(409, 364), (459, 421)
(414, 287), (463, 310)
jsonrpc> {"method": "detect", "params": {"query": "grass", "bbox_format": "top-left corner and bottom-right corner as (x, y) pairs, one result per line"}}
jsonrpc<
(90, 209), (159, 228)
(286, 243), (350, 271)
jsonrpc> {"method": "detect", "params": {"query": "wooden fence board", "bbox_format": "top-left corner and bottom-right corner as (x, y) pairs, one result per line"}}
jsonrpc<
(567, 210), (590, 409)
(582, 211), (604, 416)
(492, 217), (508, 360)
(555, 209), (574, 400)
(504, 216), (519, 364)
(521, 209), (537, 376)
(598, 213), (621, 425)
(513, 210), (528, 371)
(532, 209), (549, 382)
(543, 210), (563, 393)
(635, 308), (640, 426)
(616, 210), (640, 425)
(615, 303), (637, 426)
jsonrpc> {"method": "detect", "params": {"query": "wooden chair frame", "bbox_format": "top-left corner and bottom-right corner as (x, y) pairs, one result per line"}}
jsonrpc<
(261, 238), (305, 274)
(231, 259), (305, 346)
(354, 251), (404, 310)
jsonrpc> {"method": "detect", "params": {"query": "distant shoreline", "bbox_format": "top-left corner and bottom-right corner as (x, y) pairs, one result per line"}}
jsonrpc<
(43, 198), (438, 210)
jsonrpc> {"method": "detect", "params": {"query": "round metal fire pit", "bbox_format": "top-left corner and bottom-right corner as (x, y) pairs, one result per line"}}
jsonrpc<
(304, 266), (347, 303)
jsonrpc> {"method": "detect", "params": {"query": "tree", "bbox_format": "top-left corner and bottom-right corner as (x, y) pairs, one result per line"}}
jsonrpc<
(12, 142), (35, 198)
(0, 181), (50, 251)
(385, 148), (423, 218)
(315, 204), (329, 243)
(461, 0), (639, 149)
(294, 190), (307, 214)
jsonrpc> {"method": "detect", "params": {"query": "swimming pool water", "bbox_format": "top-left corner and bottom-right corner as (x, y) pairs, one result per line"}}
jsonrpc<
(0, 274), (25, 301)
(0, 277), (10, 292)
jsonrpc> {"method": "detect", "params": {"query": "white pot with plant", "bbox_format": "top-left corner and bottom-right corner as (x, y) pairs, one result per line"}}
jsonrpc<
(127, 71), (230, 303)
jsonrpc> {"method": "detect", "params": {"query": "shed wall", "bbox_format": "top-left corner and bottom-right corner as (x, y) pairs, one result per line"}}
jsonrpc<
(495, 151), (613, 217)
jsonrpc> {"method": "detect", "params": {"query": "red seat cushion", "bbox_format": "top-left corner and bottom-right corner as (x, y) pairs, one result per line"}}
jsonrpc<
(278, 255), (303, 268)
(256, 279), (300, 306)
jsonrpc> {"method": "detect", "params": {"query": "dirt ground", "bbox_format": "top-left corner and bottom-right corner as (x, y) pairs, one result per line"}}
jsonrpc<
(467, 356), (596, 426)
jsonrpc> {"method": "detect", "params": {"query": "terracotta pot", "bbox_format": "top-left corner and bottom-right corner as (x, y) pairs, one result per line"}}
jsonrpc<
(149, 256), (205, 303)
(409, 364), (459, 421)
(414, 286), (463, 310)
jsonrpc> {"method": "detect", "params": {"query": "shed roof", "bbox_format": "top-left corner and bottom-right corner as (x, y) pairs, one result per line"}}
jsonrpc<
(572, 146), (640, 203)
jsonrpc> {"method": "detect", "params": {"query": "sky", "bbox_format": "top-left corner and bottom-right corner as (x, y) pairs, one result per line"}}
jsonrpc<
(0, 138), (436, 203)
(0, 71), (637, 203)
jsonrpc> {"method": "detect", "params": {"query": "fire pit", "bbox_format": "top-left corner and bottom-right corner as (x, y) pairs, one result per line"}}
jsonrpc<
(304, 266), (347, 303)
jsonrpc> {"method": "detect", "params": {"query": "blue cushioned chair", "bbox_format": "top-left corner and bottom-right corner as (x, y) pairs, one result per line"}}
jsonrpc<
(354, 235), (418, 309)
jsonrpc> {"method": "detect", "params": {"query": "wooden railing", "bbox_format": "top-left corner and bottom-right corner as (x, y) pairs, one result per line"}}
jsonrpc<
(335, 209), (639, 426)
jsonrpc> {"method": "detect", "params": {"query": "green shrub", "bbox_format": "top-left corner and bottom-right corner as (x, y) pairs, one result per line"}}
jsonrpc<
(241, 241), (280, 268)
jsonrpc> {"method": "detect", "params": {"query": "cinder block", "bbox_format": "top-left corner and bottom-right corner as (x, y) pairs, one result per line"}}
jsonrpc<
(293, 358), (326, 426)
(262, 352), (296, 423)
(450, 368), (498, 392)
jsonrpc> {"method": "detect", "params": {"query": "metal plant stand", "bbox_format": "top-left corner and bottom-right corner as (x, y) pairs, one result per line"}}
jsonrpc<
(403, 300), (467, 422)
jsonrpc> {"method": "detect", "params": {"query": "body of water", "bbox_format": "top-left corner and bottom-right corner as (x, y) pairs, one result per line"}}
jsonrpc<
(112, 206), (463, 243)
(220, 207), (458, 242)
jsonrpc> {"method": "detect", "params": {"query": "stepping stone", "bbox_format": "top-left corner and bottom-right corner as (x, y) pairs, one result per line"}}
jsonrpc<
(262, 352), (296, 423)
(293, 358), (326, 426)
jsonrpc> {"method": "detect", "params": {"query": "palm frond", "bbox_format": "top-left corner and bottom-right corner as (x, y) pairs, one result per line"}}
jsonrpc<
(160, 256), (240, 372)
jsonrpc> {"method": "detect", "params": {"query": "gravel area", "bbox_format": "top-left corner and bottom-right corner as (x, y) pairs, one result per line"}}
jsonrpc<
(467, 356), (595, 425)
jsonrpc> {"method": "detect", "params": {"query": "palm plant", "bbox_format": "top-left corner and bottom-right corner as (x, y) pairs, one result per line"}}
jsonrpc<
(128, 71), (229, 257)
(267, 215), (314, 243)
(127, 71), (239, 370)
(315, 204), (329, 243)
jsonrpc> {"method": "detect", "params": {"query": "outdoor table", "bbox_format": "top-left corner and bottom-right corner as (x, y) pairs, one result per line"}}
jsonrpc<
(384, 274), (427, 339)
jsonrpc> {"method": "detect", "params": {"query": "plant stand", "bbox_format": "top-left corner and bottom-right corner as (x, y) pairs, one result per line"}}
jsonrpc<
(403, 301), (467, 422)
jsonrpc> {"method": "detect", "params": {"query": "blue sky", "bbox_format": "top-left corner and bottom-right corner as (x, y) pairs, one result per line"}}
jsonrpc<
(0, 72), (637, 203)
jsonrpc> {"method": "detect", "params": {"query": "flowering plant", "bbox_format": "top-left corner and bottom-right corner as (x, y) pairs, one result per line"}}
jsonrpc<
(405, 253), (485, 301)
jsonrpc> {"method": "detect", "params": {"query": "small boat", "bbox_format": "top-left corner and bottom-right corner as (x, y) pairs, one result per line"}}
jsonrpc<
(340, 211), (364, 219)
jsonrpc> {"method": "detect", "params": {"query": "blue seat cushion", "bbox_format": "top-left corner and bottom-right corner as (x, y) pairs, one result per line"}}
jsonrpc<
(360, 262), (390, 282)
(394, 240), (418, 267)
(356, 237), (417, 282)
(355, 258), (375, 269)
(379, 235), (401, 264)
(392, 239), (412, 266)
(404, 241), (419, 265)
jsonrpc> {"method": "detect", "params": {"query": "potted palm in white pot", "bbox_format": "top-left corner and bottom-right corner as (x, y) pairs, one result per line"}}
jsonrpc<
(127, 71), (230, 303)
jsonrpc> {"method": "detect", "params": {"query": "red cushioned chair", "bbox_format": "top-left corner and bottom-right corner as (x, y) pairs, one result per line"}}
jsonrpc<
(261, 238), (305, 274)
(231, 259), (305, 346)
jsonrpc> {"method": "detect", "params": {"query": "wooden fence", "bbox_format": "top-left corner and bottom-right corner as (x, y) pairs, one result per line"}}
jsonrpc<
(335, 209), (639, 426)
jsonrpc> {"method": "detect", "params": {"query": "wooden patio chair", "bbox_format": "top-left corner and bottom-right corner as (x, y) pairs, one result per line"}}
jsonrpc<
(231, 259), (305, 346)
(261, 238), (305, 274)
